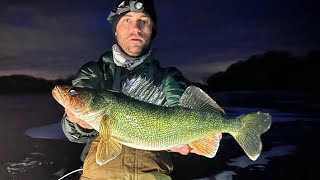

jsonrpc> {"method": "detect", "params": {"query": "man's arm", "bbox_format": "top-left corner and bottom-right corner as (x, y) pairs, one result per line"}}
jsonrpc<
(161, 67), (189, 107)
(61, 61), (104, 143)
(160, 67), (197, 154)
(162, 68), (223, 155)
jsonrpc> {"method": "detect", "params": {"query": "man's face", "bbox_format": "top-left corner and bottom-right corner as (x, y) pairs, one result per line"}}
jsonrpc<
(115, 12), (153, 57)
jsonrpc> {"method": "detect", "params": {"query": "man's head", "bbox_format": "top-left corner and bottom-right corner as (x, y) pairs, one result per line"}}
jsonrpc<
(107, 0), (157, 57)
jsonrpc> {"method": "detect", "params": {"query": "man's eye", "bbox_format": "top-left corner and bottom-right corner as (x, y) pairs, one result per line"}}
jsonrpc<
(141, 20), (149, 24)
(69, 89), (78, 96)
(124, 19), (131, 23)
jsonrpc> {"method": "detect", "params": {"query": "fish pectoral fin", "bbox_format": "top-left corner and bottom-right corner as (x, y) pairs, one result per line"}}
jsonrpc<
(95, 115), (123, 165)
(96, 137), (122, 165)
(189, 132), (222, 158)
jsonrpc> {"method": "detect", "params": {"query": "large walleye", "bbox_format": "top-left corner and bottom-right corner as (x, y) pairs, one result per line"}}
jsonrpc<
(52, 77), (272, 165)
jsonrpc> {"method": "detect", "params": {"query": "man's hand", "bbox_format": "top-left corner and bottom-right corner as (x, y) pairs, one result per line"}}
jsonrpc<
(170, 144), (193, 155)
(170, 133), (222, 155)
(65, 108), (93, 129)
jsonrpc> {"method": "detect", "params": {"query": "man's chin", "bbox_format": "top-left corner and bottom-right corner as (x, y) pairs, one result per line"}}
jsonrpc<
(128, 47), (146, 57)
(129, 41), (144, 47)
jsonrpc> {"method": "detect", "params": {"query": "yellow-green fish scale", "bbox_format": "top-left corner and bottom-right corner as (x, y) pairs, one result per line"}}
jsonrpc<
(89, 91), (233, 150)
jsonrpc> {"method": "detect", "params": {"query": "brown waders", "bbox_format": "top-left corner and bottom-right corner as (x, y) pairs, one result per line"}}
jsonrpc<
(80, 136), (173, 180)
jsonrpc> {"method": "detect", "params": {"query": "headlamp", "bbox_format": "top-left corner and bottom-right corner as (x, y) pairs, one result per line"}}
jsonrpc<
(129, 1), (144, 11)
(107, 0), (145, 22)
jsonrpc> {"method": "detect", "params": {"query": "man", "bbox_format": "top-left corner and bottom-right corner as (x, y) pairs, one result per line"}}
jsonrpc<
(61, 0), (194, 179)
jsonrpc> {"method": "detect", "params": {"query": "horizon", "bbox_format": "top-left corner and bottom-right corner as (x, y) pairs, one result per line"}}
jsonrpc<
(1, 49), (318, 84)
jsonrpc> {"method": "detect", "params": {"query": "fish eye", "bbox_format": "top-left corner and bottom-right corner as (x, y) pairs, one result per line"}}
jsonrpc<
(69, 89), (78, 96)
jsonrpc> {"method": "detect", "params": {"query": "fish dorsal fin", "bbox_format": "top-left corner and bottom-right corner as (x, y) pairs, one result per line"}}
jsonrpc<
(121, 75), (167, 106)
(189, 132), (221, 158)
(179, 86), (225, 115)
(96, 115), (122, 165)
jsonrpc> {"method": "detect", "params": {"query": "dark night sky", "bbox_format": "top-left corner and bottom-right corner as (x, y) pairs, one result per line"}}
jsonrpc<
(1, 0), (319, 83)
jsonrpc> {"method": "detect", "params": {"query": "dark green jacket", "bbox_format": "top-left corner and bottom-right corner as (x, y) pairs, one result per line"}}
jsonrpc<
(61, 51), (189, 143)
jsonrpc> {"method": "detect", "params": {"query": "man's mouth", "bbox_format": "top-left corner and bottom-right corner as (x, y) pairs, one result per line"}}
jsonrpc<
(130, 37), (143, 42)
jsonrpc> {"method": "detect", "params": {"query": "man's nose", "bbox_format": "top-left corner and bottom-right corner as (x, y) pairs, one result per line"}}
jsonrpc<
(131, 21), (142, 34)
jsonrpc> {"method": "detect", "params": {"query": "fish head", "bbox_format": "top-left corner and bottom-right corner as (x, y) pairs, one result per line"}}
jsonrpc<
(52, 85), (94, 115)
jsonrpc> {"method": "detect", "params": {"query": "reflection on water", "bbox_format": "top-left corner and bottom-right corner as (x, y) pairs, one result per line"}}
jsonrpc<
(0, 91), (319, 179)
(227, 145), (296, 168)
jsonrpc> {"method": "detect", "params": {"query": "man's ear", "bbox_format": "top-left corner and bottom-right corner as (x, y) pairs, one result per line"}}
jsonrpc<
(114, 31), (118, 37)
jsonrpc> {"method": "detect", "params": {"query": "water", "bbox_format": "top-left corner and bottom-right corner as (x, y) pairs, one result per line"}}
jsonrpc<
(0, 91), (319, 179)
(211, 90), (320, 122)
(0, 94), (84, 180)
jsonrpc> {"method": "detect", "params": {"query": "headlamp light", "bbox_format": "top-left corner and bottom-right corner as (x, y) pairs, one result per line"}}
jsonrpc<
(130, 1), (144, 11)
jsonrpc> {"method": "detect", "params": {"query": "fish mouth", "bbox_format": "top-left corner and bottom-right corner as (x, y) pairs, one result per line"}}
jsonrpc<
(52, 85), (72, 107)
(52, 86), (61, 104)
(52, 85), (90, 115)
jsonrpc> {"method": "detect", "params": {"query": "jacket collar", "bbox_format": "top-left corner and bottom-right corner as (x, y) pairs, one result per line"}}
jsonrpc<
(102, 48), (154, 67)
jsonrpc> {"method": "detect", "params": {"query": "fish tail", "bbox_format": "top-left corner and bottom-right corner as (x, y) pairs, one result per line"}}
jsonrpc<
(230, 112), (272, 161)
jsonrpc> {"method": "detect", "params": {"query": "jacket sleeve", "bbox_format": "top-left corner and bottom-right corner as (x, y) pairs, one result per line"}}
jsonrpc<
(161, 67), (189, 107)
(61, 61), (104, 143)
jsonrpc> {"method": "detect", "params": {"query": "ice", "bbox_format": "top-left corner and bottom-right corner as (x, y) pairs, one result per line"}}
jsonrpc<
(227, 145), (296, 168)
(25, 123), (67, 140)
